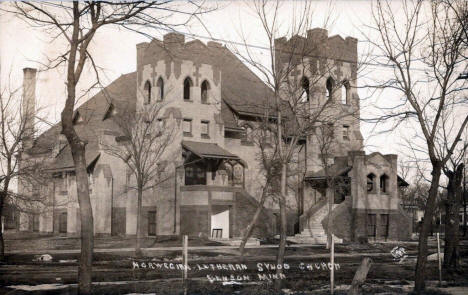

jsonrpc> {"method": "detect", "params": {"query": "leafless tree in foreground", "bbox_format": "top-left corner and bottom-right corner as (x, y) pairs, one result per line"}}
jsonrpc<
(5, 1), (211, 293)
(233, 0), (343, 288)
(0, 71), (48, 261)
(366, 0), (468, 292)
(101, 101), (175, 257)
(238, 117), (281, 255)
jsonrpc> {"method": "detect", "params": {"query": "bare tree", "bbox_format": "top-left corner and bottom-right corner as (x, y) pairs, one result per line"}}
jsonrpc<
(0, 70), (48, 261)
(366, 0), (468, 292)
(238, 117), (281, 255)
(5, 2), (211, 293)
(101, 101), (175, 257)
(232, 1), (344, 287)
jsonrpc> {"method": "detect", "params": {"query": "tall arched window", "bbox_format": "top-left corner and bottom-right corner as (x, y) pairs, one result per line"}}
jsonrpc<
(144, 80), (152, 104)
(157, 77), (164, 101)
(183, 77), (193, 101)
(341, 80), (350, 104)
(380, 174), (389, 193)
(300, 77), (310, 102)
(201, 80), (210, 103)
(326, 77), (335, 100)
(367, 173), (376, 193)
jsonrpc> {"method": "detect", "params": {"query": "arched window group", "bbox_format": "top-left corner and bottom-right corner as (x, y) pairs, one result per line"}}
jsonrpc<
(326, 77), (350, 105)
(183, 77), (210, 103)
(367, 173), (389, 193)
(144, 78), (165, 104)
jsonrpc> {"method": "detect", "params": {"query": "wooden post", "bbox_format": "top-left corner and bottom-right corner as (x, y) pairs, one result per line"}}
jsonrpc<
(331, 234), (335, 295)
(183, 235), (188, 280)
(183, 235), (188, 295)
(437, 232), (442, 286)
(348, 257), (372, 295)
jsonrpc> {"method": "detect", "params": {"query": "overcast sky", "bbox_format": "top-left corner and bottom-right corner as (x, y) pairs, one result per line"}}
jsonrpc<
(1, 0), (458, 177)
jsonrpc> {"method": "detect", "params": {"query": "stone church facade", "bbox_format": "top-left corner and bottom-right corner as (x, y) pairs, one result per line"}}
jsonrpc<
(12, 29), (411, 242)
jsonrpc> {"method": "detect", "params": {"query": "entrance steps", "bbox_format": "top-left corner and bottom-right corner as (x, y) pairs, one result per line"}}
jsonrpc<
(289, 202), (343, 245)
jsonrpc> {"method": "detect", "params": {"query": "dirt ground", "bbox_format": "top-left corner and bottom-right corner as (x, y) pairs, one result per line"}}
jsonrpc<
(1, 236), (467, 294)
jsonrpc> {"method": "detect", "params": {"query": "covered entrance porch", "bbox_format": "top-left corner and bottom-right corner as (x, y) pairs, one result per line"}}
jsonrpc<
(179, 141), (247, 238)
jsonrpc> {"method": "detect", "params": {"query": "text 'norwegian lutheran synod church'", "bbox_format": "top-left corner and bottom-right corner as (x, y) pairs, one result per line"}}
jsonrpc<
(13, 28), (412, 243)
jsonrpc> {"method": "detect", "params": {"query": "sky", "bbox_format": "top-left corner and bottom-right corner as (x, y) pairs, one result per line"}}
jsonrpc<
(1, 0), (465, 182)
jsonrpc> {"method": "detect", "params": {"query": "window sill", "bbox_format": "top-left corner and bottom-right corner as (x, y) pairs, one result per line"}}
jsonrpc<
(184, 99), (194, 103)
(201, 102), (210, 105)
(201, 134), (210, 139)
(183, 132), (193, 137)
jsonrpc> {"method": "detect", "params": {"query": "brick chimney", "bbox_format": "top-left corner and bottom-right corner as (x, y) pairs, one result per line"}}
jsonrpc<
(22, 68), (37, 149)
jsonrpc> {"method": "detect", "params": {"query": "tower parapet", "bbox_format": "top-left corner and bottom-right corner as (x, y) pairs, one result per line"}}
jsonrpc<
(275, 28), (357, 65)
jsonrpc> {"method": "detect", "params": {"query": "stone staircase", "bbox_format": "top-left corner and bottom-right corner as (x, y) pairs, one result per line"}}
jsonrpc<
(289, 200), (343, 244)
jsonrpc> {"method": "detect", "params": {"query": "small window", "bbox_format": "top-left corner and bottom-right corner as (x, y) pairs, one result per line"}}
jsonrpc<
(300, 77), (310, 102)
(157, 118), (165, 129)
(343, 125), (350, 141)
(185, 161), (207, 185)
(183, 77), (193, 101)
(367, 173), (376, 192)
(326, 77), (335, 100)
(201, 120), (209, 138)
(183, 119), (192, 135)
(201, 80), (210, 103)
(341, 80), (350, 104)
(144, 80), (152, 104)
(148, 211), (157, 236)
(157, 77), (164, 101)
(380, 174), (389, 193)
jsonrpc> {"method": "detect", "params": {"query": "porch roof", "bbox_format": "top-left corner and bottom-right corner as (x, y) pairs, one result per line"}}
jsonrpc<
(182, 141), (240, 160)
(304, 166), (353, 181)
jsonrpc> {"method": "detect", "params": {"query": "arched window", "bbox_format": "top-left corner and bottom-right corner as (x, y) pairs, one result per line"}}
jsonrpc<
(326, 77), (335, 100)
(367, 173), (376, 192)
(300, 77), (310, 102)
(380, 174), (389, 193)
(144, 80), (152, 104)
(183, 77), (193, 101)
(157, 77), (164, 101)
(341, 80), (350, 104)
(201, 80), (210, 103)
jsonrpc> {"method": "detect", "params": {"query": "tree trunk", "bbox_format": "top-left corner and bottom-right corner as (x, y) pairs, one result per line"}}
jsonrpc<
(414, 162), (442, 293)
(443, 164), (463, 272)
(326, 184), (333, 249)
(348, 257), (372, 295)
(275, 163), (288, 290)
(135, 185), (143, 257)
(239, 189), (268, 256)
(0, 190), (5, 262)
(67, 141), (94, 295)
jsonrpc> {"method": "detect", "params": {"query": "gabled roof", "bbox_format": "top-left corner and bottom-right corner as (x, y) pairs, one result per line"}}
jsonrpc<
(29, 72), (137, 170)
(182, 140), (239, 160)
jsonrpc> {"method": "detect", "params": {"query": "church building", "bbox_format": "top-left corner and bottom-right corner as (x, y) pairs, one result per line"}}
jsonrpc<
(13, 29), (412, 243)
